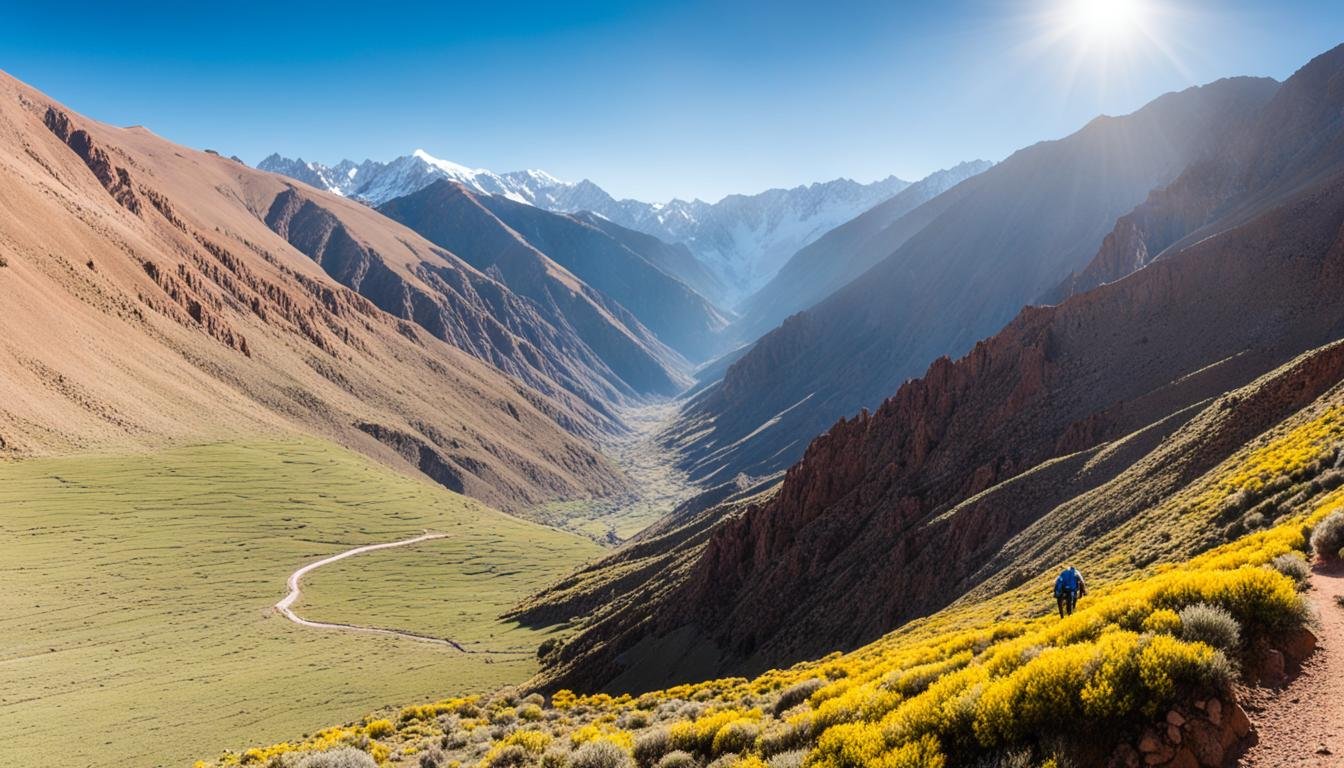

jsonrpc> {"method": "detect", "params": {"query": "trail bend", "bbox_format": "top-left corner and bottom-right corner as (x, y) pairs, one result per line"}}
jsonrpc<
(274, 531), (518, 654)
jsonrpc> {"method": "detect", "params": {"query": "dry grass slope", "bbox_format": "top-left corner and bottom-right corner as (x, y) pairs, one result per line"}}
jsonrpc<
(0, 439), (601, 768)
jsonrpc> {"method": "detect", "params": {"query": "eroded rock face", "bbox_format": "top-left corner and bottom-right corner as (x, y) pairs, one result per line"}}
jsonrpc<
(43, 107), (142, 214)
(1124, 698), (1253, 768)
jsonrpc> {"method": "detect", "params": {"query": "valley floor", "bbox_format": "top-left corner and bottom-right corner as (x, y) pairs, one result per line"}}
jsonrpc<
(531, 400), (695, 543)
(1237, 561), (1344, 766)
(0, 440), (600, 768)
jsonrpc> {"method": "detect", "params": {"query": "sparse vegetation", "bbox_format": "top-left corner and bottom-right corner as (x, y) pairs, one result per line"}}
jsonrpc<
(295, 748), (379, 768)
(1270, 552), (1312, 589)
(1310, 509), (1344, 560)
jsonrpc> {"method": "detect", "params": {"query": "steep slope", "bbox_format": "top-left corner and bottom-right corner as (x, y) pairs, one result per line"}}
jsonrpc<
(0, 70), (629, 513)
(735, 160), (993, 341)
(530, 157), (1344, 688)
(375, 181), (691, 395)
(461, 191), (731, 363)
(1052, 44), (1344, 301)
(569, 210), (729, 312)
(666, 75), (1281, 485)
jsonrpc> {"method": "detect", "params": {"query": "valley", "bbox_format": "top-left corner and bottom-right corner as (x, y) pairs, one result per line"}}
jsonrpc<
(4, 10), (1344, 768)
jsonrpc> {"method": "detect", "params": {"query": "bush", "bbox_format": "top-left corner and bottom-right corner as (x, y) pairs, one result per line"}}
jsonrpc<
(711, 719), (759, 756)
(519, 703), (545, 722)
(363, 719), (395, 739)
(295, 749), (378, 768)
(633, 728), (672, 768)
(0, 256), (7, 268)
(418, 745), (446, 768)
(620, 710), (652, 729)
(1141, 609), (1182, 635)
(655, 751), (697, 768)
(1310, 510), (1344, 560)
(572, 740), (634, 768)
(1178, 604), (1241, 652)
(485, 745), (530, 768)
(1270, 553), (1312, 589)
(766, 751), (806, 768)
(772, 678), (824, 715)
(543, 747), (573, 768)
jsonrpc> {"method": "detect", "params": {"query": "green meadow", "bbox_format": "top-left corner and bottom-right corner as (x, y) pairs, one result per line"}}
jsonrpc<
(0, 440), (600, 768)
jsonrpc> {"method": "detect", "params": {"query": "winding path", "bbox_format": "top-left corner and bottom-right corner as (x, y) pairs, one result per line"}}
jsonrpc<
(1236, 559), (1344, 766)
(274, 531), (472, 651)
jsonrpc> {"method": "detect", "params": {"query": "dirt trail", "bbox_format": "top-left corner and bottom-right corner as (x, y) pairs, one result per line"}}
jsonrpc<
(1236, 560), (1344, 766)
(274, 532), (473, 651)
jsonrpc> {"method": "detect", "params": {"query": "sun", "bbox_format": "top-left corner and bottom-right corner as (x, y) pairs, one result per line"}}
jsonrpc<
(1066, 0), (1149, 47)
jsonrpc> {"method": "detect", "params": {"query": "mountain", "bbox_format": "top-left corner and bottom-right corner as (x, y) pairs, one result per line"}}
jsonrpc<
(664, 75), (1281, 486)
(517, 44), (1344, 691)
(568, 210), (729, 310)
(0, 71), (632, 514)
(259, 150), (911, 305)
(733, 159), (993, 342)
(547, 176), (914, 303)
(258, 149), (570, 207)
(378, 180), (730, 364)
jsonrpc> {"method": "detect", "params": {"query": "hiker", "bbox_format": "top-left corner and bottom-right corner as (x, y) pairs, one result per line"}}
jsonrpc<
(1054, 565), (1086, 618)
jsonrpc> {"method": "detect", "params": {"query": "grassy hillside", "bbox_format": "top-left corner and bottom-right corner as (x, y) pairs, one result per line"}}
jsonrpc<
(195, 381), (1344, 768)
(0, 439), (601, 768)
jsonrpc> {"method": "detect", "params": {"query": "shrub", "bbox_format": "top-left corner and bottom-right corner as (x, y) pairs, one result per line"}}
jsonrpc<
(1141, 609), (1181, 635)
(1243, 512), (1267, 531)
(772, 678), (824, 715)
(1310, 510), (1344, 560)
(1270, 553), (1312, 589)
(766, 750), (806, 768)
(363, 719), (395, 739)
(484, 745), (530, 768)
(1178, 604), (1241, 652)
(519, 703), (545, 722)
(620, 710), (652, 729)
(295, 748), (378, 768)
(418, 745), (446, 768)
(633, 728), (672, 768)
(711, 719), (759, 756)
(542, 747), (573, 768)
(571, 739), (633, 768)
(655, 751), (697, 768)
(0, 256), (7, 268)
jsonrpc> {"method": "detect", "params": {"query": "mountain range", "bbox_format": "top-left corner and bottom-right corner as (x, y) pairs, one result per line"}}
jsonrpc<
(519, 43), (1344, 693)
(259, 150), (913, 304)
(662, 74), (1282, 486)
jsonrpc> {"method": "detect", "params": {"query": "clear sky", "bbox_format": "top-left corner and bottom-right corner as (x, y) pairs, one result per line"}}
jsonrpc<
(2, 0), (1339, 202)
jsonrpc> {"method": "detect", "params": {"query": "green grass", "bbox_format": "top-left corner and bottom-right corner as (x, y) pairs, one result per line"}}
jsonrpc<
(0, 439), (601, 768)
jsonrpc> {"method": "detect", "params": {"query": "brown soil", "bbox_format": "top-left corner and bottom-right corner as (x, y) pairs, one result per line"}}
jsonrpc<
(1236, 560), (1344, 766)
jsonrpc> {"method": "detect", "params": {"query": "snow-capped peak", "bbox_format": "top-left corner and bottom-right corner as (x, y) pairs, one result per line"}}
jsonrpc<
(411, 148), (485, 179)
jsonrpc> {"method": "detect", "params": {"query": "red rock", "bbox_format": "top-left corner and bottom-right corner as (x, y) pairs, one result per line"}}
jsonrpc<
(1184, 718), (1226, 767)
(1166, 747), (1200, 768)
(1168, 724), (1183, 743)
(1206, 698), (1222, 727)
(1228, 702), (1252, 739)
(1281, 626), (1318, 667)
(1167, 710), (1187, 727)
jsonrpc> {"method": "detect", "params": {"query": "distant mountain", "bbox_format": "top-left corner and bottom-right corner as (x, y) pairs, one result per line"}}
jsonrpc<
(664, 75), (1281, 485)
(550, 176), (913, 303)
(735, 159), (994, 341)
(380, 180), (731, 364)
(258, 150), (910, 304)
(0, 72), (631, 514)
(258, 149), (569, 207)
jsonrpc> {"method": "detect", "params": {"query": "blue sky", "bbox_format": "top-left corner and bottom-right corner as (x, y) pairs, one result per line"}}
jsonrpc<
(2, 1), (1339, 201)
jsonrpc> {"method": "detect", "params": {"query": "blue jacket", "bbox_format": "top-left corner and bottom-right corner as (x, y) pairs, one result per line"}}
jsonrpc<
(1054, 567), (1085, 597)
